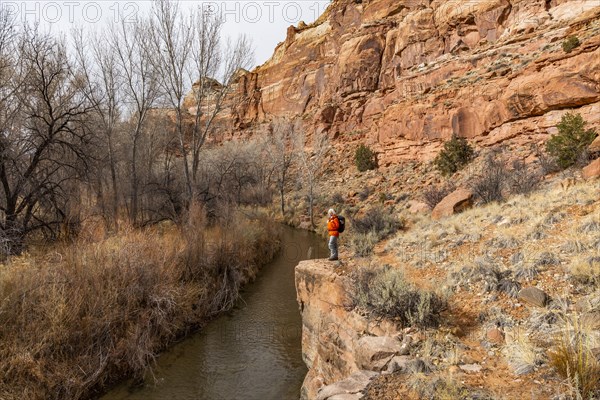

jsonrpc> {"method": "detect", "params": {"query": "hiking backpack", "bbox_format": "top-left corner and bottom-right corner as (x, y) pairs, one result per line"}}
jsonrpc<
(337, 215), (345, 233)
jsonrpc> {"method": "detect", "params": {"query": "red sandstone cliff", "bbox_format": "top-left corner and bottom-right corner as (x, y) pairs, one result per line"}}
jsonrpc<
(192, 0), (600, 165)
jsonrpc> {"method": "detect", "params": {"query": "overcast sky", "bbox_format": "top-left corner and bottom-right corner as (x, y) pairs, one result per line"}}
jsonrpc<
(1, 0), (332, 67)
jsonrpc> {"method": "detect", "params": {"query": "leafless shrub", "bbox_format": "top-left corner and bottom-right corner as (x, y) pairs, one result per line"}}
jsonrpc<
(352, 206), (404, 240)
(508, 160), (542, 195)
(421, 182), (456, 209)
(535, 145), (560, 175)
(351, 232), (379, 257)
(358, 186), (372, 201)
(468, 152), (509, 204)
(330, 192), (345, 205)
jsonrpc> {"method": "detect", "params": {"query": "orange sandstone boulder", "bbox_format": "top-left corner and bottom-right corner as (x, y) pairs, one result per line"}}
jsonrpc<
(582, 158), (600, 180)
(432, 188), (473, 220)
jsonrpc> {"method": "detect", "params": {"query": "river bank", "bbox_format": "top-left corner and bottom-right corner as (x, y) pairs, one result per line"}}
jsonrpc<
(0, 215), (279, 400)
(102, 225), (327, 400)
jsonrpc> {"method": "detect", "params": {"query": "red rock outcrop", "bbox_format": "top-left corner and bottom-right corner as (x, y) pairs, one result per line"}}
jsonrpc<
(582, 157), (600, 179)
(193, 0), (600, 167)
(431, 187), (473, 220)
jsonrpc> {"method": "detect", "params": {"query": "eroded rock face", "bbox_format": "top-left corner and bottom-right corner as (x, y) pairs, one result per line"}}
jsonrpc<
(295, 260), (403, 400)
(192, 0), (600, 166)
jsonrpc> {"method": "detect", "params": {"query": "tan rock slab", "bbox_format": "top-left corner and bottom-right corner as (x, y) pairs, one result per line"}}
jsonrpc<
(582, 158), (600, 180)
(518, 287), (548, 308)
(432, 188), (473, 220)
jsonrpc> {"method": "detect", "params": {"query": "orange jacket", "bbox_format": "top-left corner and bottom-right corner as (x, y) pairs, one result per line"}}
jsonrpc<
(328, 216), (340, 237)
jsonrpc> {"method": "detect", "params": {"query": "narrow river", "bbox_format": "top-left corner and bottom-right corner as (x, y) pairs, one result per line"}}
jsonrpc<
(102, 226), (327, 400)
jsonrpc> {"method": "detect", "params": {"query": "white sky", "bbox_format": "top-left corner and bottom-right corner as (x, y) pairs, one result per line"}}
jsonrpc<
(0, 0), (332, 67)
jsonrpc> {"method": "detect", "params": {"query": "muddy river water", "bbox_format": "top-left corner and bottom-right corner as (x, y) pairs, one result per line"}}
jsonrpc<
(102, 225), (327, 400)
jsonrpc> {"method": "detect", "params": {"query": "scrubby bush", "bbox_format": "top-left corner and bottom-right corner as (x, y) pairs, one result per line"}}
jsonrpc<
(434, 134), (475, 177)
(355, 144), (377, 172)
(352, 206), (404, 239)
(352, 265), (445, 327)
(562, 36), (580, 53)
(351, 232), (379, 257)
(546, 113), (597, 170)
(469, 152), (508, 204)
(358, 186), (371, 201)
(508, 160), (541, 195)
(330, 192), (345, 205)
(422, 183), (456, 209)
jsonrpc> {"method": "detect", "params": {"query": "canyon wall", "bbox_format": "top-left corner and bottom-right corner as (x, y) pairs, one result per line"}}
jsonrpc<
(196, 0), (600, 165)
(296, 260), (408, 400)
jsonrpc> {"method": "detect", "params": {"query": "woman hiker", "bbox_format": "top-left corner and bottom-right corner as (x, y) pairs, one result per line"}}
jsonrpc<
(327, 209), (340, 261)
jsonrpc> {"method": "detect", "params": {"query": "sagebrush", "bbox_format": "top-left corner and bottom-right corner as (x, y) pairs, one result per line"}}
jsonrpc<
(352, 265), (445, 327)
(352, 206), (404, 240)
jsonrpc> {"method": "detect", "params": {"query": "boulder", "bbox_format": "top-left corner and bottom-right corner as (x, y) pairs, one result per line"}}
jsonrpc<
(582, 158), (600, 180)
(589, 136), (600, 153)
(459, 363), (483, 373)
(518, 287), (548, 308)
(315, 370), (378, 400)
(355, 336), (403, 371)
(384, 355), (411, 374)
(487, 328), (505, 345)
(328, 394), (363, 400)
(432, 188), (473, 220)
(407, 200), (431, 214)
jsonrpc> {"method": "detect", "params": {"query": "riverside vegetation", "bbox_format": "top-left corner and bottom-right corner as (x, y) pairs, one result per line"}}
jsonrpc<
(2, 0), (600, 399)
(0, 2), (287, 399)
(0, 211), (279, 399)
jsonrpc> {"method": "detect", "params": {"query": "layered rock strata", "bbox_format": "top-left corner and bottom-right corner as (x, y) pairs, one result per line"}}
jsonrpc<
(197, 0), (600, 165)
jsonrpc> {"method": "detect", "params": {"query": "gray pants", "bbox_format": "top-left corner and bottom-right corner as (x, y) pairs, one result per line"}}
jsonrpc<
(328, 236), (338, 259)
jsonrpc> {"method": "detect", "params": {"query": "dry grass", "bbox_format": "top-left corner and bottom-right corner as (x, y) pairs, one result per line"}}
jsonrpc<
(503, 328), (546, 376)
(0, 214), (279, 400)
(548, 314), (600, 399)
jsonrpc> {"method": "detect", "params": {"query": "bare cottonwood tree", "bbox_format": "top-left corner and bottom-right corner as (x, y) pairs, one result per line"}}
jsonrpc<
(0, 27), (91, 252)
(148, 0), (195, 199)
(73, 28), (123, 230)
(270, 118), (296, 217)
(297, 129), (329, 228)
(188, 9), (253, 187)
(110, 18), (160, 225)
(148, 0), (253, 201)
